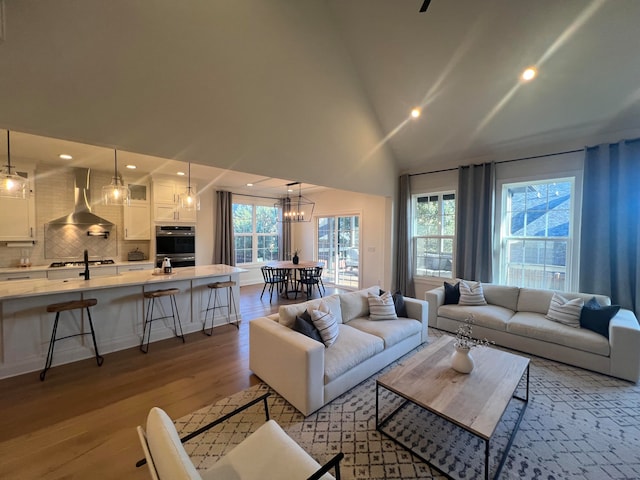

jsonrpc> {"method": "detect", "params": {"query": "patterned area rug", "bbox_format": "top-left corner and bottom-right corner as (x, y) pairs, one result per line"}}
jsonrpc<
(177, 331), (640, 479)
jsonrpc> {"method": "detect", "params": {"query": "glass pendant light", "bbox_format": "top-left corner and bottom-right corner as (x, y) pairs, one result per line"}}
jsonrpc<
(0, 130), (29, 199)
(102, 149), (130, 206)
(180, 162), (200, 211)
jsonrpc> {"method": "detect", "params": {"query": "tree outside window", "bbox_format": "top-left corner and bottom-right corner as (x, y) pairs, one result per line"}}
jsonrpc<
(413, 192), (455, 278)
(233, 203), (278, 264)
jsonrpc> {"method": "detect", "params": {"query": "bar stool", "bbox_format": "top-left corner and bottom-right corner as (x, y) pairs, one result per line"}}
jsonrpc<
(141, 288), (185, 354)
(203, 280), (239, 336)
(40, 298), (104, 381)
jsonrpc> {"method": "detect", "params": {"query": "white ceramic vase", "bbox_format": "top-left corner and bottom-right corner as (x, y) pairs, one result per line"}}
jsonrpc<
(451, 345), (474, 374)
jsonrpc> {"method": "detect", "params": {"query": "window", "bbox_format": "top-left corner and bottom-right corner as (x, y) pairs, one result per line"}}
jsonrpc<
(232, 203), (278, 264)
(499, 179), (574, 290)
(413, 192), (455, 278)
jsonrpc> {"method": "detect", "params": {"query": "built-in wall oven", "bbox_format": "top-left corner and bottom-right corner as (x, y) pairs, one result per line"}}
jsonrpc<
(155, 225), (196, 268)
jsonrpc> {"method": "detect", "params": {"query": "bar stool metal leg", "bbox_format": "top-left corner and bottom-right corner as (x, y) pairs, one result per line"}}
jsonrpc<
(203, 280), (239, 336)
(85, 307), (104, 367)
(40, 312), (61, 381)
(140, 288), (184, 354)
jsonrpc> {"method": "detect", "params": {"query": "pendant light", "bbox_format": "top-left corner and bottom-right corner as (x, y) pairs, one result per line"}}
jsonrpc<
(179, 162), (200, 211)
(102, 149), (130, 206)
(0, 130), (29, 199)
(275, 182), (314, 223)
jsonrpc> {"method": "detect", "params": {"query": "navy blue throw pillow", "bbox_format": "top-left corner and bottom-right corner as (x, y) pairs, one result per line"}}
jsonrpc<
(444, 281), (460, 305)
(292, 311), (323, 343)
(579, 297), (620, 339)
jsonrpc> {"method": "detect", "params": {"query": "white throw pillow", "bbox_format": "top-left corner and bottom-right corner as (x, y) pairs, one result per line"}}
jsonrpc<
(309, 301), (339, 347)
(367, 291), (398, 320)
(458, 280), (487, 306)
(546, 293), (583, 328)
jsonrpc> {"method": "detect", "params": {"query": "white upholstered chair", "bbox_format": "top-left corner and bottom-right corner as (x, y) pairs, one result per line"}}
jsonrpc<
(136, 393), (343, 480)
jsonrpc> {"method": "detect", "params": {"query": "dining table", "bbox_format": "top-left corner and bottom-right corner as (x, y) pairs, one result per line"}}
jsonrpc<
(266, 260), (323, 299)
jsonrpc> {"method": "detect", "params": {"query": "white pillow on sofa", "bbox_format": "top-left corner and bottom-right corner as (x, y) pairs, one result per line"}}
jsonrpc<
(309, 301), (339, 347)
(278, 294), (342, 329)
(546, 292), (583, 328)
(458, 280), (487, 306)
(367, 291), (398, 320)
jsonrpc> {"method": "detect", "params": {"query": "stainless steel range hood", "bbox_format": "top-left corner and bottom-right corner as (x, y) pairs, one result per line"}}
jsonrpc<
(48, 168), (114, 226)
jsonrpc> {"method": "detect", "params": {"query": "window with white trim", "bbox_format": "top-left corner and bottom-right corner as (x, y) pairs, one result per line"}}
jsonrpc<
(412, 192), (456, 278)
(499, 178), (574, 290)
(232, 202), (278, 264)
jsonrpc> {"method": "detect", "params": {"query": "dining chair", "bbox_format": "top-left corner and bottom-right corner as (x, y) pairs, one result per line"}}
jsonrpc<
(260, 266), (288, 303)
(295, 267), (323, 300)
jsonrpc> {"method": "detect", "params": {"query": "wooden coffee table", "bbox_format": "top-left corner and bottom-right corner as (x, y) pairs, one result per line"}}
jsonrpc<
(376, 335), (529, 480)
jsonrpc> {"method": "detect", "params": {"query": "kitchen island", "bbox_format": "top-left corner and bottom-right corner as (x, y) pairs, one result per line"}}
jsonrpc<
(0, 264), (246, 379)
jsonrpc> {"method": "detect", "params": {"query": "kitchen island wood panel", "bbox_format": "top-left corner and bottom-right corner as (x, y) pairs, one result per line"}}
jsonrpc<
(0, 265), (245, 379)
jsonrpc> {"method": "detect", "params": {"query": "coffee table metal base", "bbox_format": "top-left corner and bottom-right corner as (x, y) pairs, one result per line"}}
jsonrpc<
(376, 365), (529, 480)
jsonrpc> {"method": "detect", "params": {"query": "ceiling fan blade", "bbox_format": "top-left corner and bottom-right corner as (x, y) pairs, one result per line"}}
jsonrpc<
(419, 0), (432, 12)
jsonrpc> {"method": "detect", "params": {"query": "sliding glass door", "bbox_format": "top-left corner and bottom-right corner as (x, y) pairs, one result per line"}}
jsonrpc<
(316, 215), (360, 288)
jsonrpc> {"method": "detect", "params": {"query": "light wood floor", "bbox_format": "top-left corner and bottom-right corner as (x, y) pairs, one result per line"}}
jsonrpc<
(0, 282), (347, 479)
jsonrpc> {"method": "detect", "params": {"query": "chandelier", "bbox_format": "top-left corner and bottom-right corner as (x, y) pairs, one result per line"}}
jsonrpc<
(276, 182), (315, 223)
(102, 149), (130, 206)
(0, 130), (29, 199)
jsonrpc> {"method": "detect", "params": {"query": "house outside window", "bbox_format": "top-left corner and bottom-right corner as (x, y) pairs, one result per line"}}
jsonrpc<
(499, 178), (574, 290)
(232, 203), (278, 265)
(413, 192), (456, 278)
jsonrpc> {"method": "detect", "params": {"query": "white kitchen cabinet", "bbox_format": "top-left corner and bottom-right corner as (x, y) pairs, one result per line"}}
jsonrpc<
(117, 263), (153, 273)
(152, 178), (197, 223)
(124, 183), (151, 240)
(0, 168), (36, 242)
(0, 270), (47, 281)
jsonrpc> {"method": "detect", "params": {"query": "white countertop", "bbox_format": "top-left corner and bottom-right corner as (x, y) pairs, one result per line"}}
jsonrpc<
(0, 264), (246, 301)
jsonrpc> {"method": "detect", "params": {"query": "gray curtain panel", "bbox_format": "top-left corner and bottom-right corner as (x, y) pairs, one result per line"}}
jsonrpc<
(214, 190), (235, 265)
(394, 174), (415, 297)
(455, 162), (495, 282)
(279, 198), (292, 261)
(580, 139), (640, 317)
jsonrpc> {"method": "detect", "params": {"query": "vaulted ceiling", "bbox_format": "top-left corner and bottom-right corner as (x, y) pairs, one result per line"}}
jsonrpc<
(329, 0), (640, 172)
(1, 0), (639, 195)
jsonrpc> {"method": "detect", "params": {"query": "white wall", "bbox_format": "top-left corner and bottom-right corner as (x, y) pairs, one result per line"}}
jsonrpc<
(0, 0), (398, 198)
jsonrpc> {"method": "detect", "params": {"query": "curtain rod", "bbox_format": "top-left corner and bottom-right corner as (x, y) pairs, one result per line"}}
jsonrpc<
(232, 192), (280, 201)
(408, 147), (584, 177)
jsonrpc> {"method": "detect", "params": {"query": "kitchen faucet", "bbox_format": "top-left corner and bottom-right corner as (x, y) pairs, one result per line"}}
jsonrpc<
(79, 249), (90, 281)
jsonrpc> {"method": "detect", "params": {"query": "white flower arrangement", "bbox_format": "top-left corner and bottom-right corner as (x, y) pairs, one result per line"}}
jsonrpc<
(454, 314), (494, 350)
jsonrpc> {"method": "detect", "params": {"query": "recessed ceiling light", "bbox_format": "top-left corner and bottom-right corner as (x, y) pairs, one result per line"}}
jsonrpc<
(177, 171), (185, 176)
(59, 153), (73, 160)
(411, 107), (421, 118)
(246, 183), (254, 187)
(287, 188), (294, 193)
(125, 164), (136, 169)
(521, 67), (537, 82)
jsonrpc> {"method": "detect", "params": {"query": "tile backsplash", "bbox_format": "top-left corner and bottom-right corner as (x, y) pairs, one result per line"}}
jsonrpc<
(0, 164), (150, 268)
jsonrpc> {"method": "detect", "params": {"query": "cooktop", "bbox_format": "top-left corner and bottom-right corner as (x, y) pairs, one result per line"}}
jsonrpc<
(49, 259), (115, 268)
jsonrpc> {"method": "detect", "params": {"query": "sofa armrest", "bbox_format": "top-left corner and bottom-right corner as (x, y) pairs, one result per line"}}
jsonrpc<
(424, 287), (445, 328)
(609, 308), (640, 382)
(249, 317), (325, 416)
(403, 297), (429, 343)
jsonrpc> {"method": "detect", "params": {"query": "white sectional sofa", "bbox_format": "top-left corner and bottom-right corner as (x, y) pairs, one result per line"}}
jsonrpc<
(425, 282), (640, 382)
(249, 286), (428, 416)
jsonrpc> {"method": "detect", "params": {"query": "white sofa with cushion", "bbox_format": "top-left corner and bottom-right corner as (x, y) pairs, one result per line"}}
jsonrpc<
(425, 281), (640, 382)
(249, 286), (428, 416)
